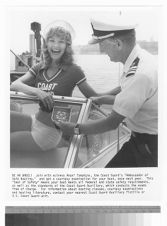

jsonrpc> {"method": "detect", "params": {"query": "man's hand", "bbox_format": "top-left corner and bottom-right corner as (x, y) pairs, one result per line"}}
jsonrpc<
(56, 121), (76, 135)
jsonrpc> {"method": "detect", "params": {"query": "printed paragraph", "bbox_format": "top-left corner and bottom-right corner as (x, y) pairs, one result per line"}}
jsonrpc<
(11, 173), (154, 198)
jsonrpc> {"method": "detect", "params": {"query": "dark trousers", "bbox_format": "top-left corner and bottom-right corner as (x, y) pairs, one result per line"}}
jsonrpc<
(105, 132), (158, 168)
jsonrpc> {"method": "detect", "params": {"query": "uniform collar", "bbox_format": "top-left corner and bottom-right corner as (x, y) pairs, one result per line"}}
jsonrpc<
(123, 44), (140, 73)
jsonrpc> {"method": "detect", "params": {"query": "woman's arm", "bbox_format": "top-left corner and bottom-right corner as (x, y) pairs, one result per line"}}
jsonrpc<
(100, 86), (121, 96)
(10, 71), (54, 111)
(10, 71), (38, 95)
(78, 80), (120, 106)
(78, 80), (121, 98)
(77, 80), (97, 98)
(90, 95), (116, 105)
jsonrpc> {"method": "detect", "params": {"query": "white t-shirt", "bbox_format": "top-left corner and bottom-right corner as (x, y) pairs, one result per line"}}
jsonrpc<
(113, 45), (158, 134)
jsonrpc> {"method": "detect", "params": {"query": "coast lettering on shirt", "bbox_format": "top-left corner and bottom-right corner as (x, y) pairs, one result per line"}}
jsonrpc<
(37, 82), (58, 92)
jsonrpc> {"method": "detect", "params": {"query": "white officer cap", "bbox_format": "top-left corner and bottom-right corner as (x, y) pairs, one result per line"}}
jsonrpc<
(89, 18), (137, 44)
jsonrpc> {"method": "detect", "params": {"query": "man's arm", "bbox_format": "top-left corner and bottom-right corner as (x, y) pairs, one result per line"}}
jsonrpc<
(57, 110), (125, 135)
(79, 109), (125, 135)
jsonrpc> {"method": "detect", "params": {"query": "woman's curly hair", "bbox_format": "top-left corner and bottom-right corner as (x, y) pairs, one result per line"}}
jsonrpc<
(41, 26), (74, 68)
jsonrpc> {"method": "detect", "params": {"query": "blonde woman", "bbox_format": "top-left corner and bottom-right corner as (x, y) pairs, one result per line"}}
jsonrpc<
(10, 21), (97, 152)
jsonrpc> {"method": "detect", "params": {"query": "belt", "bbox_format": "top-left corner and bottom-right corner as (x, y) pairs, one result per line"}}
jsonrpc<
(132, 131), (157, 139)
(131, 131), (158, 153)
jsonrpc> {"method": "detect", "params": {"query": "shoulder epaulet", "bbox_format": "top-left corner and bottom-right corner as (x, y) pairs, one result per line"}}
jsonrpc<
(126, 57), (140, 77)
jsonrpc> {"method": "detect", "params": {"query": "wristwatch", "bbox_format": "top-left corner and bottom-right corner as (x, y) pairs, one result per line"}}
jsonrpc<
(74, 124), (80, 135)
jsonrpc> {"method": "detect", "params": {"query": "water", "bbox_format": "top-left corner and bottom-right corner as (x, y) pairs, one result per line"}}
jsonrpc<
(72, 55), (123, 97)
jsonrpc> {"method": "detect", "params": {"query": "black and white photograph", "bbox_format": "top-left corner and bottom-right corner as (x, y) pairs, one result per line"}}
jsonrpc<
(1, 2), (167, 226)
(9, 6), (159, 168)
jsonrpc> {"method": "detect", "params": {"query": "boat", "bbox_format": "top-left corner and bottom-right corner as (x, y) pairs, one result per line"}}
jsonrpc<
(10, 91), (131, 168)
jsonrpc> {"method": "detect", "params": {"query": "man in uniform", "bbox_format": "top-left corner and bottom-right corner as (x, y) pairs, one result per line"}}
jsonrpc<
(57, 18), (158, 167)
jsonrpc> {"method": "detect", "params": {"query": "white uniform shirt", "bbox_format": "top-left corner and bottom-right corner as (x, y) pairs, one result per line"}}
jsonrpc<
(113, 45), (158, 134)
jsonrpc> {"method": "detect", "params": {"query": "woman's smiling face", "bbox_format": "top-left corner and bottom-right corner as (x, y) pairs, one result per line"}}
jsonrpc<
(47, 35), (67, 62)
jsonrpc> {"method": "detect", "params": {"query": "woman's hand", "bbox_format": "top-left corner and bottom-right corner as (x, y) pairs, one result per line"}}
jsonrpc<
(36, 89), (54, 112)
(91, 95), (115, 105)
(56, 121), (75, 135)
(90, 96), (105, 105)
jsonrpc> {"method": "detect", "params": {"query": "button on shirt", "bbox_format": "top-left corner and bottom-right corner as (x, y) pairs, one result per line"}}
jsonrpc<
(113, 45), (158, 134)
